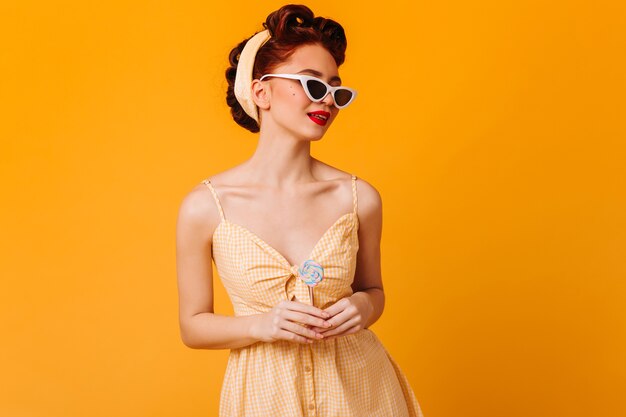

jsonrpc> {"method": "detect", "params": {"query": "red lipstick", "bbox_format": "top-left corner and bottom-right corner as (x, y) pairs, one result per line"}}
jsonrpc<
(307, 110), (330, 126)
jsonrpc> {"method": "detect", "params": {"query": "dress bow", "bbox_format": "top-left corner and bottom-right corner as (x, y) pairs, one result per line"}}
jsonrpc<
(285, 264), (312, 305)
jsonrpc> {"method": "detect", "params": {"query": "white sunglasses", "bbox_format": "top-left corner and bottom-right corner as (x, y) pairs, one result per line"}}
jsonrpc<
(259, 73), (358, 109)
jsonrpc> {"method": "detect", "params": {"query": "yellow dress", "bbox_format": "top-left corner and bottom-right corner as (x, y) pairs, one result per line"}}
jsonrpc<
(202, 174), (424, 417)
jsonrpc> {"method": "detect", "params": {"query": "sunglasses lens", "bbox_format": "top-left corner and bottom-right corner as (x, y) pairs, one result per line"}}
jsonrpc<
(334, 89), (353, 107)
(305, 79), (328, 100)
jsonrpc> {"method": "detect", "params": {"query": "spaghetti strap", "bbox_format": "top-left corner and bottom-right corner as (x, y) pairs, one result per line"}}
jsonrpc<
(351, 174), (358, 214)
(201, 179), (225, 221)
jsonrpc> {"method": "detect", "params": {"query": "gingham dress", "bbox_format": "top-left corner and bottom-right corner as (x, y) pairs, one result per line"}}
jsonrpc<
(202, 174), (424, 417)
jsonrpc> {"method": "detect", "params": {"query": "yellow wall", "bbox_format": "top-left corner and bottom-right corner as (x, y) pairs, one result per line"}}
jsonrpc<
(1, 1), (624, 416)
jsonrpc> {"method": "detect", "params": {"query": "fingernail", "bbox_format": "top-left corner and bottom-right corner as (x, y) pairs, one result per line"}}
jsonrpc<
(316, 333), (324, 338)
(324, 322), (332, 327)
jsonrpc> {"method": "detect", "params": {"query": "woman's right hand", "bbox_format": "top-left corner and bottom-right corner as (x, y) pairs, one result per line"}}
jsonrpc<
(250, 301), (333, 344)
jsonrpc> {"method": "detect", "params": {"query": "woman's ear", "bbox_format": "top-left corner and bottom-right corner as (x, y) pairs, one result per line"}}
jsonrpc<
(251, 79), (270, 111)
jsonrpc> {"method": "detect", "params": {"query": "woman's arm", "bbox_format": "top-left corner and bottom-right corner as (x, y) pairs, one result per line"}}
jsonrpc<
(175, 186), (259, 350)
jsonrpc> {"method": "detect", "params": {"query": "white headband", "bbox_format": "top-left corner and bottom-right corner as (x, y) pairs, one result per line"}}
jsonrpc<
(234, 29), (271, 123)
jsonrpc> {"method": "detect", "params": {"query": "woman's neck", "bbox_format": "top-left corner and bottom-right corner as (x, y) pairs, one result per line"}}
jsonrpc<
(244, 133), (317, 188)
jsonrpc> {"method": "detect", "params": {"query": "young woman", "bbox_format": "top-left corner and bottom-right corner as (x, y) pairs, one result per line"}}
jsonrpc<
(176, 4), (424, 416)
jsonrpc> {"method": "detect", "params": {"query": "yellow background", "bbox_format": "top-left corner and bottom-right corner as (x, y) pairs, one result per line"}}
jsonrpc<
(1, 1), (625, 416)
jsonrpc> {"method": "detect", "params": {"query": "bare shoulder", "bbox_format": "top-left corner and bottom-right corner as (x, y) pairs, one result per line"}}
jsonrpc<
(176, 180), (222, 245)
(312, 159), (382, 216)
(353, 175), (382, 222)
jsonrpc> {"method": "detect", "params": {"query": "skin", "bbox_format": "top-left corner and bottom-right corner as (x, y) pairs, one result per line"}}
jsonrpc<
(176, 43), (385, 349)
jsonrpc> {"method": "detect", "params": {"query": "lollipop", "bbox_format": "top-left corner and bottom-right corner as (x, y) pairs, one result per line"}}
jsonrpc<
(298, 259), (324, 305)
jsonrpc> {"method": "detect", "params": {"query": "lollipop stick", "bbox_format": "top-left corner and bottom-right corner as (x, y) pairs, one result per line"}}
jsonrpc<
(309, 286), (314, 306)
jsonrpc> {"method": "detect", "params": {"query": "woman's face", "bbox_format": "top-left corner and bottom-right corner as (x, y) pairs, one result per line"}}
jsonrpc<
(259, 43), (343, 141)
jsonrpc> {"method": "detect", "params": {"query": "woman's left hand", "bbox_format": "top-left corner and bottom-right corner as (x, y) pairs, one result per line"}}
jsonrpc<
(308, 292), (373, 340)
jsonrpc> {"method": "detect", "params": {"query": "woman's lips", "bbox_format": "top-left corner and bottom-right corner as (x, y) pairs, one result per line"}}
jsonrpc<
(307, 111), (330, 126)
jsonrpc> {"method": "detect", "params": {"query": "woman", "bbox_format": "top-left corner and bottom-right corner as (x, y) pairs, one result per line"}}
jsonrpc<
(176, 4), (424, 416)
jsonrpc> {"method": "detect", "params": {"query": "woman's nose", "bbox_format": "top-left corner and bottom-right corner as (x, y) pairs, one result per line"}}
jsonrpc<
(321, 91), (335, 107)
